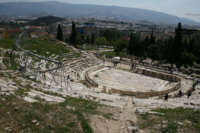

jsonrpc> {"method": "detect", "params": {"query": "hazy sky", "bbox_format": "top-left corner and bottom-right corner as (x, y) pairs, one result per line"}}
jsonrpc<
(1, 0), (200, 22)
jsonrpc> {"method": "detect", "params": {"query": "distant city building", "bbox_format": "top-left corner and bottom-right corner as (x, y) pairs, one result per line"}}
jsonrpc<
(2, 29), (21, 39)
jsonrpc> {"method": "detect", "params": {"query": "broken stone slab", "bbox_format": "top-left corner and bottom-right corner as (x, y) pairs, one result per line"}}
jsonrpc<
(32, 120), (37, 124)
(128, 126), (139, 133)
(4, 127), (12, 132)
(110, 115), (118, 121)
(65, 105), (75, 111)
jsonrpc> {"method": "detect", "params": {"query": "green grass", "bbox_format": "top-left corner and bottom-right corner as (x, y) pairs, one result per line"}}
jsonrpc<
(0, 70), (112, 133)
(3, 56), (19, 70)
(0, 39), (15, 49)
(155, 108), (200, 132)
(0, 95), (86, 133)
(59, 97), (100, 133)
(100, 51), (116, 58)
(138, 108), (200, 133)
(60, 97), (98, 114)
(0, 80), (100, 133)
(21, 37), (70, 57)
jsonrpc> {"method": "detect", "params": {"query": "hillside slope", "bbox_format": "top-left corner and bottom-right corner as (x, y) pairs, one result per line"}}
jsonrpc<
(0, 1), (199, 25)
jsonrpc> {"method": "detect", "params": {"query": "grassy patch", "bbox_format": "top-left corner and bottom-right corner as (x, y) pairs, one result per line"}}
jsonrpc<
(138, 108), (200, 133)
(0, 71), (112, 133)
(0, 39), (15, 49)
(100, 51), (116, 58)
(60, 97), (99, 114)
(0, 95), (83, 133)
(21, 37), (70, 57)
(102, 113), (113, 119)
(2, 56), (19, 70)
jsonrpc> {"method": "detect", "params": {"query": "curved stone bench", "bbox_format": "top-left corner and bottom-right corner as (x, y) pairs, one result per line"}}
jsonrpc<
(134, 68), (181, 82)
(84, 65), (105, 87)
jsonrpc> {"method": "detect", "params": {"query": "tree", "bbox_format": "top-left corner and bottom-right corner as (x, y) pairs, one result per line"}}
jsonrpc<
(70, 22), (77, 46)
(95, 37), (107, 46)
(91, 33), (95, 44)
(56, 24), (63, 41)
(180, 52), (196, 67)
(128, 33), (134, 55)
(100, 29), (121, 41)
(86, 35), (90, 44)
(114, 40), (128, 56)
(150, 29), (155, 44)
(128, 33), (141, 56)
(174, 22), (183, 67)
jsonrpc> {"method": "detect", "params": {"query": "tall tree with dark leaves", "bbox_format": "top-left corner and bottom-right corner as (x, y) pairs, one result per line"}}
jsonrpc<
(91, 33), (95, 44)
(70, 22), (77, 47)
(150, 28), (155, 44)
(174, 22), (183, 67)
(128, 33), (134, 55)
(57, 24), (63, 41)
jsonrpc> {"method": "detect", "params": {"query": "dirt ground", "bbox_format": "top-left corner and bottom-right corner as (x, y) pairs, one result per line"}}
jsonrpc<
(90, 98), (138, 133)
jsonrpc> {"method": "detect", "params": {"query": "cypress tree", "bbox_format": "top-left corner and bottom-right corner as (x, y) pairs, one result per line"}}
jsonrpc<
(91, 33), (95, 44)
(174, 22), (183, 67)
(128, 33), (134, 55)
(150, 28), (155, 44)
(86, 35), (90, 44)
(57, 24), (63, 41)
(70, 22), (77, 46)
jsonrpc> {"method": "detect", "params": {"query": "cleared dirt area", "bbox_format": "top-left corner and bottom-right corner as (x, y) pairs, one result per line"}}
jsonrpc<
(91, 67), (172, 92)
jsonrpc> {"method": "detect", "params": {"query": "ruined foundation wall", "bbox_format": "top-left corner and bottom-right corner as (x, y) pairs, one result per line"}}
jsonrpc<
(109, 82), (181, 98)
(134, 68), (181, 82)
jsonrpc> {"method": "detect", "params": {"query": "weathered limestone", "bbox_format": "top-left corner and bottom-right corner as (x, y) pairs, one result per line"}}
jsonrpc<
(88, 66), (181, 98)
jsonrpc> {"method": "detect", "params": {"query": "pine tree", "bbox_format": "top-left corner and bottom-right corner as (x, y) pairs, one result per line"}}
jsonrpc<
(70, 22), (77, 46)
(150, 28), (155, 44)
(86, 35), (90, 44)
(174, 22), (183, 67)
(91, 33), (95, 44)
(128, 33), (134, 55)
(57, 24), (63, 41)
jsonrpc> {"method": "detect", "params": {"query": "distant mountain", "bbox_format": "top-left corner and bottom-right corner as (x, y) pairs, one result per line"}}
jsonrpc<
(28, 16), (64, 25)
(0, 1), (199, 25)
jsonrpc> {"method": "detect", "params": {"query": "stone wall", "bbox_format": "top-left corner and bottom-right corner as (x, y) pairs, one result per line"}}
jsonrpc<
(104, 60), (181, 82)
(109, 82), (181, 98)
(104, 61), (131, 71)
(116, 63), (131, 70)
(134, 68), (181, 82)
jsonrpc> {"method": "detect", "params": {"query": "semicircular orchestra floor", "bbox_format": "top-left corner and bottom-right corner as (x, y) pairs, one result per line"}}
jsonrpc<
(90, 67), (176, 93)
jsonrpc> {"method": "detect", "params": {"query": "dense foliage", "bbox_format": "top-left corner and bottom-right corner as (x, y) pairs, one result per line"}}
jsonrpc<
(70, 22), (77, 47)
(109, 23), (200, 68)
(64, 22), (200, 68)
(126, 23), (200, 67)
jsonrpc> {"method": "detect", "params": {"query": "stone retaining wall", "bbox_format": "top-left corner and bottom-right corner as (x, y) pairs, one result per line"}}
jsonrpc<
(104, 60), (181, 82)
(109, 82), (181, 98)
(134, 68), (181, 82)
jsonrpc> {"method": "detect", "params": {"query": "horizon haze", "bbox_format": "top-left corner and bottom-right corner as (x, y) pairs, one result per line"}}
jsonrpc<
(0, 0), (199, 22)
